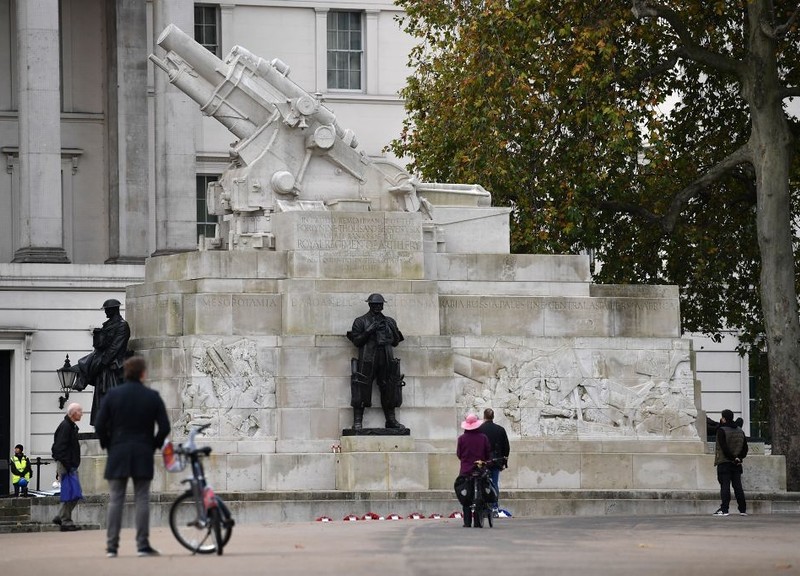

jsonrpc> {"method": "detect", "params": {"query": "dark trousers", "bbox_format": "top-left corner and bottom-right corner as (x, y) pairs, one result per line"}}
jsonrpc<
(489, 468), (500, 510)
(717, 462), (746, 513)
(13, 481), (28, 497)
(107, 477), (152, 551)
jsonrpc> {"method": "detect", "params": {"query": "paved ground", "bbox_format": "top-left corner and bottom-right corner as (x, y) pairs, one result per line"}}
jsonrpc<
(2, 514), (798, 575)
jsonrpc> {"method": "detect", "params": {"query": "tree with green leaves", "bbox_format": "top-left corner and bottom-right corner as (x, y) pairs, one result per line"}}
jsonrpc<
(392, 0), (800, 488)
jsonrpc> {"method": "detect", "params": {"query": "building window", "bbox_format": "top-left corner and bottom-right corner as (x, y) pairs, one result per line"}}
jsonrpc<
(197, 175), (219, 241)
(327, 11), (363, 91)
(194, 4), (221, 58)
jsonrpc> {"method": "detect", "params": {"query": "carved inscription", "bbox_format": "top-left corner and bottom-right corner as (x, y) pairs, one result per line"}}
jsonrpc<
(293, 215), (423, 252)
(232, 296), (279, 308)
(440, 296), (678, 312)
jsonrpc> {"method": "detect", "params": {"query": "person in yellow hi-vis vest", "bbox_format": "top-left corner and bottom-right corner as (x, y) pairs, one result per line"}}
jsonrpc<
(10, 444), (32, 497)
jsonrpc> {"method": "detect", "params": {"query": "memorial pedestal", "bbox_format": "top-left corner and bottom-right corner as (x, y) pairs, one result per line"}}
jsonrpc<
(335, 435), (429, 491)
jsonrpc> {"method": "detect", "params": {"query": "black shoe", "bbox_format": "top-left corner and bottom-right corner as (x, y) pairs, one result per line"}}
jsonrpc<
(137, 546), (160, 557)
(106, 549), (118, 558)
(52, 516), (62, 526)
(60, 524), (82, 532)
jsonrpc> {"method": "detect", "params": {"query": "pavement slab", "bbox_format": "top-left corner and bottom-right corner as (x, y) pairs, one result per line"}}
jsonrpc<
(0, 514), (798, 576)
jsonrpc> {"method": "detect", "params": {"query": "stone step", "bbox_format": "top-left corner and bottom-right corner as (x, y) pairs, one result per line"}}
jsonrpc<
(0, 497), (32, 523)
(26, 490), (800, 528)
(0, 522), (63, 534)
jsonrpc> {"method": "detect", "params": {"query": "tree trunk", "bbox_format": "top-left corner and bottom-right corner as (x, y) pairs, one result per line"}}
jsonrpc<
(746, 1), (800, 490)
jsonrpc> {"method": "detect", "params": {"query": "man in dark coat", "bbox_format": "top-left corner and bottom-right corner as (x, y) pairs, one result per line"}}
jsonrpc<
(346, 293), (406, 430)
(478, 408), (510, 514)
(51, 403), (83, 530)
(74, 299), (131, 425)
(712, 409), (749, 516)
(94, 356), (170, 557)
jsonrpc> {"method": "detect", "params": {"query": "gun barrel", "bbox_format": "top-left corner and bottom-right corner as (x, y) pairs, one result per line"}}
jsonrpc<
(157, 24), (227, 86)
(153, 25), (270, 140)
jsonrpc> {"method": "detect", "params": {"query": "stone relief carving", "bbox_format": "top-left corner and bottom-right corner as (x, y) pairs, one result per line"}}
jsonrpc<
(455, 340), (698, 439)
(176, 339), (276, 437)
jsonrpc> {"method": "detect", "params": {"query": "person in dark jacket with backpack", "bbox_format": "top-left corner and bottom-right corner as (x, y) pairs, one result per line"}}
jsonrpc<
(94, 356), (170, 557)
(478, 408), (510, 513)
(712, 409), (749, 516)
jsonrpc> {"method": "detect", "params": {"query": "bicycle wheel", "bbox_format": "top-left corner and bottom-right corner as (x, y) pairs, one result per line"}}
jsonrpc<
(169, 491), (216, 554)
(209, 506), (224, 555)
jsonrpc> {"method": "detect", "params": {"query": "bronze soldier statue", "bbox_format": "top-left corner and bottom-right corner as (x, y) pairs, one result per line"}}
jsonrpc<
(74, 299), (131, 425)
(346, 294), (406, 431)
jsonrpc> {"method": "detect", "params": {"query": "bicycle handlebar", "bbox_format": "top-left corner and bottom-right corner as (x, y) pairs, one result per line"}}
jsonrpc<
(473, 457), (506, 468)
(178, 424), (213, 455)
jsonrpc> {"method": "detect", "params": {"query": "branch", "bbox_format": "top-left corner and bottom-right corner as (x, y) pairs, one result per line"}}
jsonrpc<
(631, 1), (742, 75)
(659, 144), (753, 233)
(775, 5), (800, 37)
(782, 86), (800, 98)
(637, 47), (686, 81)
(601, 143), (753, 234)
(599, 199), (662, 225)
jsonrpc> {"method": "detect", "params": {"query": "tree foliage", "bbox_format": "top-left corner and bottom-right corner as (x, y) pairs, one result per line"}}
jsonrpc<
(393, 0), (800, 486)
(394, 0), (798, 346)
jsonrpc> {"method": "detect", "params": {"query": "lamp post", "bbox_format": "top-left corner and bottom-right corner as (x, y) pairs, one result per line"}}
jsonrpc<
(56, 354), (78, 409)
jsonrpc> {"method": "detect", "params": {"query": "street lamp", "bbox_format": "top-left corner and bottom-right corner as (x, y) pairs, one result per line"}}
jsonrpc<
(56, 354), (78, 409)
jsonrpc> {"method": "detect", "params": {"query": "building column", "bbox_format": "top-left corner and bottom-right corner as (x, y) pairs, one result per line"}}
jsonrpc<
(13, 0), (68, 263)
(365, 10), (379, 95)
(106, 0), (149, 264)
(152, 0), (197, 255)
(314, 8), (329, 93)
(220, 4), (235, 58)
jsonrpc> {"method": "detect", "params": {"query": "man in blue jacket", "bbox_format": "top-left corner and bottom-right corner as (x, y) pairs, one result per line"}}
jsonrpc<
(95, 356), (170, 557)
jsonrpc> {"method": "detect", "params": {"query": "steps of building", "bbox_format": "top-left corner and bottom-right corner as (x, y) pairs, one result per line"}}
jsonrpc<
(7, 489), (795, 534)
(0, 496), (102, 534)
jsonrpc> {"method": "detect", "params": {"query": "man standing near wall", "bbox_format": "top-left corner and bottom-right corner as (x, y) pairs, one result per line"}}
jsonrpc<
(478, 408), (510, 515)
(95, 356), (170, 558)
(713, 409), (748, 516)
(51, 403), (83, 531)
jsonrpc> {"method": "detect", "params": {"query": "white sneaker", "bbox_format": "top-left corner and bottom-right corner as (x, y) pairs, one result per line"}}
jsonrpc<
(712, 509), (729, 516)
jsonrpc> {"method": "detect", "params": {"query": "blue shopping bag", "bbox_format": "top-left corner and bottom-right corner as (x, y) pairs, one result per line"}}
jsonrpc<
(59, 471), (83, 502)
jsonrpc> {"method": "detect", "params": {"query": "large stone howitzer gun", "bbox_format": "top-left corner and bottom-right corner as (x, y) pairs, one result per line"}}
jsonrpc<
(149, 24), (432, 250)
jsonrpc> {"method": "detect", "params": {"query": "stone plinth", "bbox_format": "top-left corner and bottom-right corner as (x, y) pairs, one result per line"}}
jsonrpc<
(335, 436), (428, 491)
(118, 206), (785, 497)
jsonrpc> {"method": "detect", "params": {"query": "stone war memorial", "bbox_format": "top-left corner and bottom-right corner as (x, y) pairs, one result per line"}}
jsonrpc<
(108, 25), (786, 514)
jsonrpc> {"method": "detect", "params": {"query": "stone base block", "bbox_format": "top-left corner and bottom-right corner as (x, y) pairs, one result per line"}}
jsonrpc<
(428, 452), (787, 491)
(336, 452), (429, 491)
(78, 450), (785, 495)
(340, 436), (415, 452)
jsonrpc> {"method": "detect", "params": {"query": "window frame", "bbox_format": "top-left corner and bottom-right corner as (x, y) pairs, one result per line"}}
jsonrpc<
(196, 174), (220, 243)
(326, 10), (364, 92)
(194, 3), (221, 59)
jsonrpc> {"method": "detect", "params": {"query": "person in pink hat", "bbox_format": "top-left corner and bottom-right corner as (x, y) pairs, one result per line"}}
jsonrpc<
(456, 413), (491, 526)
